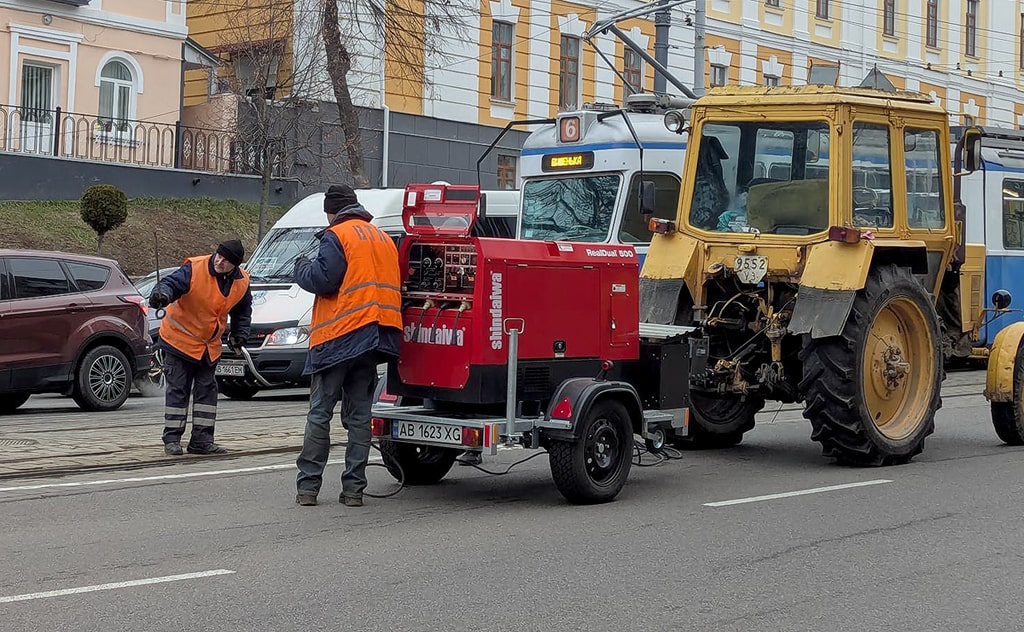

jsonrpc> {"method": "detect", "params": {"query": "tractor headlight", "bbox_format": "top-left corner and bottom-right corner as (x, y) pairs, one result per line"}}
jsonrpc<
(664, 110), (688, 134)
(265, 326), (310, 347)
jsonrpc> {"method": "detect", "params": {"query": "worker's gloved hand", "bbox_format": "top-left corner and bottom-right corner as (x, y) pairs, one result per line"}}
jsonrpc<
(228, 335), (246, 354)
(149, 290), (170, 309)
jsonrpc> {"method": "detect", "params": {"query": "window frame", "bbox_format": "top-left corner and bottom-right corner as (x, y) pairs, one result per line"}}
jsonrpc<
(497, 154), (518, 190)
(850, 121), (896, 231)
(623, 49), (643, 95)
(710, 64), (728, 87)
(965, 0), (978, 57)
(926, 0), (939, 48)
(883, 0), (896, 37)
(65, 260), (112, 293)
(903, 127), (946, 230)
(815, 0), (830, 20)
(1003, 179), (1024, 250)
(559, 35), (581, 110)
(491, 21), (514, 102)
(7, 256), (73, 301)
(98, 60), (134, 132)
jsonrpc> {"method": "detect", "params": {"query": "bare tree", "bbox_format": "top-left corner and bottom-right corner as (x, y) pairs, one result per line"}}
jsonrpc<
(189, 0), (344, 238)
(318, 0), (473, 187)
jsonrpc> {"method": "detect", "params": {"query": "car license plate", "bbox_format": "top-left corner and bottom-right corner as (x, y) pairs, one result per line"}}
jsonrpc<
(392, 421), (462, 445)
(215, 361), (246, 377)
(734, 255), (768, 284)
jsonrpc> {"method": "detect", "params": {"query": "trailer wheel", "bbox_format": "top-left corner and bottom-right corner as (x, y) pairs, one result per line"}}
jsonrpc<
(991, 341), (1024, 445)
(799, 265), (941, 466)
(378, 440), (459, 485)
(549, 400), (633, 504)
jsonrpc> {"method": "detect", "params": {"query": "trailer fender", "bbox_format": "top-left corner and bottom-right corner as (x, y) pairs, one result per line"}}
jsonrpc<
(985, 322), (1024, 403)
(543, 378), (643, 441)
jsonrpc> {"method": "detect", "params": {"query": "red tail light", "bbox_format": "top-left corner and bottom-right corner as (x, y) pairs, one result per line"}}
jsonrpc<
(120, 294), (149, 316)
(378, 389), (399, 403)
(461, 427), (482, 447)
(371, 418), (391, 437)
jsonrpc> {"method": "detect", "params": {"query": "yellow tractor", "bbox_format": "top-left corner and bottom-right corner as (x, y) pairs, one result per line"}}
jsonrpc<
(643, 85), (1024, 465)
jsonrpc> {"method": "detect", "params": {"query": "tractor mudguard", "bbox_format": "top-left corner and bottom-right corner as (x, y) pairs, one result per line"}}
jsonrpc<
(985, 322), (1024, 403)
(543, 378), (643, 441)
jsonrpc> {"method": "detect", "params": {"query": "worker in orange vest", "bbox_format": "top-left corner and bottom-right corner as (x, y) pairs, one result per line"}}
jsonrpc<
(149, 240), (253, 456)
(293, 185), (402, 507)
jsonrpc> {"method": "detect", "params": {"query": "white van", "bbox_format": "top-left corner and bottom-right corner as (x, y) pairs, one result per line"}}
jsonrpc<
(216, 186), (519, 399)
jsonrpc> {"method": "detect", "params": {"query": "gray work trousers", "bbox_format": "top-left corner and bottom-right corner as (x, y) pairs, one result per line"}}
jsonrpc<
(295, 352), (378, 499)
(162, 352), (218, 446)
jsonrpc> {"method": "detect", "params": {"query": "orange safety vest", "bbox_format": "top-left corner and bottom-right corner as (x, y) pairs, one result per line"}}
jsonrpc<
(159, 255), (250, 362)
(309, 220), (402, 350)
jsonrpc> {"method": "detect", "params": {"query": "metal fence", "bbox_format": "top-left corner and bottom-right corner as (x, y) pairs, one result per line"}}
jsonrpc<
(0, 104), (280, 176)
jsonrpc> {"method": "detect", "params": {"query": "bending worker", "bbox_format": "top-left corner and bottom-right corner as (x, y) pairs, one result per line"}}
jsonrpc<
(294, 184), (402, 507)
(149, 240), (253, 456)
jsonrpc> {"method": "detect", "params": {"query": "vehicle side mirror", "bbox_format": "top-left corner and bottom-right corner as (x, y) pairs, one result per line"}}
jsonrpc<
(992, 289), (1013, 310)
(640, 181), (656, 216)
(961, 127), (983, 173)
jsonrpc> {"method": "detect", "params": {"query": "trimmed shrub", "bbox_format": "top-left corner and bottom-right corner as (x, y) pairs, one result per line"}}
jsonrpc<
(80, 184), (128, 253)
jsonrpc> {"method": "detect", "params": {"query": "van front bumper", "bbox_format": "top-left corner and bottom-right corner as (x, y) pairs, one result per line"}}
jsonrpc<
(217, 345), (309, 387)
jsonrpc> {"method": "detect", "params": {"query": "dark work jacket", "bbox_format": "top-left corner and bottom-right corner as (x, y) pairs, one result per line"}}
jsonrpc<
(154, 257), (253, 366)
(294, 203), (401, 375)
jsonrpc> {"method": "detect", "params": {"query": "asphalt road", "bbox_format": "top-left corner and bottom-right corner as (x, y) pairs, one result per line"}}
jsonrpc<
(2, 369), (1023, 631)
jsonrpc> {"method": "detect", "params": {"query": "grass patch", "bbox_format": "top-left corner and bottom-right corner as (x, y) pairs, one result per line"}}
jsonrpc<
(0, 197), (285, 275)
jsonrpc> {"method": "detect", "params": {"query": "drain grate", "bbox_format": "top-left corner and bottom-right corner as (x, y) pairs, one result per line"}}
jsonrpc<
(0, 439), (38, 447)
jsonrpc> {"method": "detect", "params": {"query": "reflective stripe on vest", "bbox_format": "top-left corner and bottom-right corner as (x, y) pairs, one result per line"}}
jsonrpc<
(158, 255), (250, 362)
(308, 220), (402, 350)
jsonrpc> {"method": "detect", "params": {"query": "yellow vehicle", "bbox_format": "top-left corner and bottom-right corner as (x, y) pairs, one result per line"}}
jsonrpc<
(642, 85), (1024, 465)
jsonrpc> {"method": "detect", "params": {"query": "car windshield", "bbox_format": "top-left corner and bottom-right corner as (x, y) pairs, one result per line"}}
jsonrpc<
(687, 120), (831, 236)
(246, 226), (321, 283)
(520, 175), (621, 242)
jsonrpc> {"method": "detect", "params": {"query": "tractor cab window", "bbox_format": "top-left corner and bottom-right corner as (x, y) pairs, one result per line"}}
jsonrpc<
(851, 123), (895, 229)
(619, 172), (681, 244)
(905, 128), (945, 229)
(520, 175), (621, 242)
(687, 121), (830, 235)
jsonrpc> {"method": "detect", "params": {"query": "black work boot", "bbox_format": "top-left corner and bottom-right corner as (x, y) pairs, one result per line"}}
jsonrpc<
(340, 494), (363, 507)
(187, 442), (229, 455)
(164, 442), (183, 456)
(295, 494), (318, 506)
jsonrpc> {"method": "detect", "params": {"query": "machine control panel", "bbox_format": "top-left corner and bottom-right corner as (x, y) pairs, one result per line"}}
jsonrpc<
(404, 242), (477, 297)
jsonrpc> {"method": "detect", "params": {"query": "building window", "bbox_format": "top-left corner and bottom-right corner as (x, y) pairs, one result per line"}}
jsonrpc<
(98, 61), (133, 131)
(764, 0), (780, 7)
(623, 49), (643, 95)
(497, 155), (517, 189)
(965, 0), (978, 57)
(883, 0), (896, 36)
(559, 35), (580, 110)
(926, 0), (939, 47)
(1020, 13), (1024, 70)
(491, 21), (514, 101)
(815, 0), (829, 19)
(20, 63), (55, 123)
(710, 64), (727, 87)
(904, 129), (945, 229)
(1003, 179), (1024, 249)
(765, 75), (780, 87)
(232, 45), (280, 100)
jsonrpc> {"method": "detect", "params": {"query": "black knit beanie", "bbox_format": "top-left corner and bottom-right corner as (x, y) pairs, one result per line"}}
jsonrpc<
(324, 184), (358, 215)
(216, 239), (245, 266)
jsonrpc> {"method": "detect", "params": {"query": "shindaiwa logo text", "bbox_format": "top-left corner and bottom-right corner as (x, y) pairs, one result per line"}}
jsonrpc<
(489, 271), (503, 350)
(403, 325), (465, 347)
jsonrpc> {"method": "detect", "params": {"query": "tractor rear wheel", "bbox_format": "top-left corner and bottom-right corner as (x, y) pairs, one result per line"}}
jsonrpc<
(799, 265), (942, 466)
(991, 341), (1024, 445)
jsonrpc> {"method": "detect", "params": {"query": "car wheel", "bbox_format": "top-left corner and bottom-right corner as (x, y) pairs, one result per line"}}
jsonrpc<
(73, 345), (132, 412)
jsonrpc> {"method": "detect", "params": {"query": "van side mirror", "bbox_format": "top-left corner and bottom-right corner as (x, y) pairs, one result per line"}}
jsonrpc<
(961, 127), (983, 173)
(640, 181), (656, 216)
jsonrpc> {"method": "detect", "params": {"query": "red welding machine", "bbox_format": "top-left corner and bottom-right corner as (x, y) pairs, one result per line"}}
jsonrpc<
(387, 183), (640, 407)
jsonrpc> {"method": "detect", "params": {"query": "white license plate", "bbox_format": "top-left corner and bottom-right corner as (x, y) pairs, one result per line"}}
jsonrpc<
(734, 255), (768, 284)
(215, 361), (246, 377)
(392, 421), (462, 445)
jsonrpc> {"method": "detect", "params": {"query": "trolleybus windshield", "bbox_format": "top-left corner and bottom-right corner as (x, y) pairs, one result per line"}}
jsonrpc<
(520, 174), (621, 242)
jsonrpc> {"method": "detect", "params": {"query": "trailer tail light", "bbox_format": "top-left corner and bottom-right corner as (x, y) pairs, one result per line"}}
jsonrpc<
(648, 218), (676, 234)
(461, 427), (482, 447)
(371, 418), (391, 437)
(550, 397), (574, 420)
(120, 294), (149, 316)
(828, 226), (861, 244)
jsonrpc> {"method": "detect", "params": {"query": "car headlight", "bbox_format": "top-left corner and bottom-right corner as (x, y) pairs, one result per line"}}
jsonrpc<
(265, 326), (310, 347)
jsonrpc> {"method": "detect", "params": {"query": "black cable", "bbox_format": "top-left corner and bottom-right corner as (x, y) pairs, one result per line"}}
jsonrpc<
(466, 450), (548, 475)
(363, 441), (404, 498)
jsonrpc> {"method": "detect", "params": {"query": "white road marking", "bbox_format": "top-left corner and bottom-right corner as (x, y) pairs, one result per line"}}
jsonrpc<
(0, 569), (236, 604)
(0, 457), (378, 493)
(703, 479), (894, 507)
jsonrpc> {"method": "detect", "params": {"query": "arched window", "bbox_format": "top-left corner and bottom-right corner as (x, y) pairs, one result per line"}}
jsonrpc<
(98, 60), (133, 131)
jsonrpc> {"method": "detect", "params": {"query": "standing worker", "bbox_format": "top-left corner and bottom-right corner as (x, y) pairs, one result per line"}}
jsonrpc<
(149, 240), (253, 456)
(293, 185), (402, 507)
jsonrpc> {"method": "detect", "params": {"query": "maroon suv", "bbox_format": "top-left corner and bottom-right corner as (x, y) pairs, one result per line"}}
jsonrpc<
(0, 249), (153, 413)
